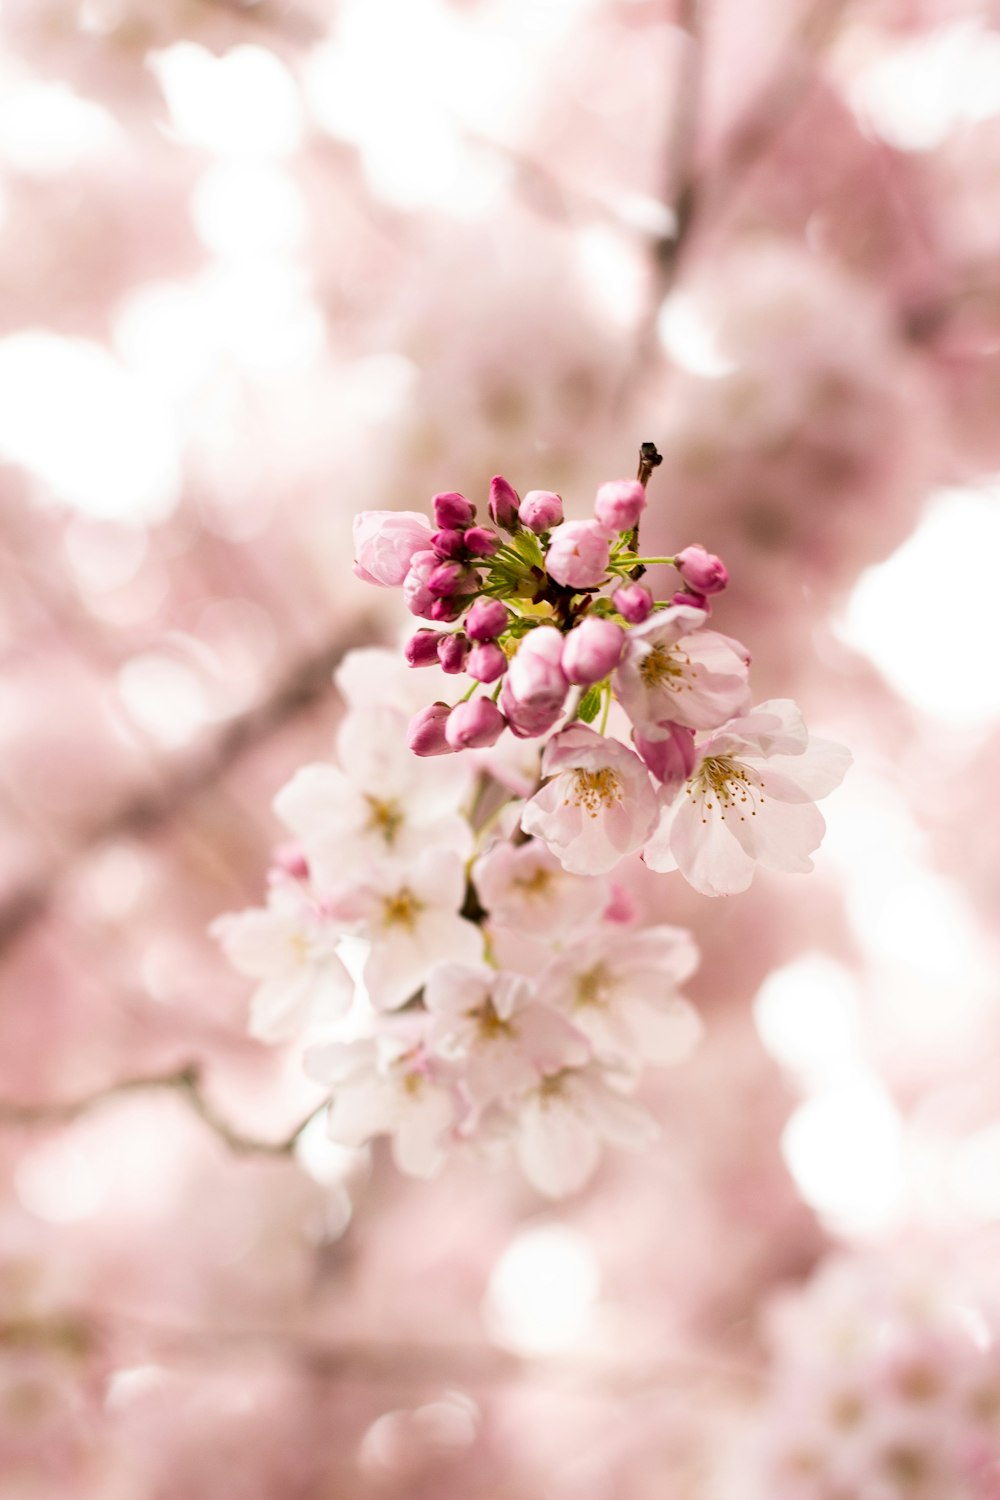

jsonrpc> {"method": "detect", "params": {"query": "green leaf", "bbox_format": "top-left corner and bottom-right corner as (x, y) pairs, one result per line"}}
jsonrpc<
(578, 684), (602, 724)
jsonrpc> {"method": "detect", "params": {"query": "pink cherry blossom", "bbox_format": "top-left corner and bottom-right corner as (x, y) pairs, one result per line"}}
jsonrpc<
(594, 478), (646, 532)
(306, 1036), (456, 1178)
(273, 705), (473, 886)
(211, 884), (352, 1042)
(613, 603), (751, 734)
(561, 616), (625, 685)
(538, 926), (701, 1072)
(545, 519), (615, 589)
(424, 962), (588, 1107)
(445, 696), (505, 750)
(472, 841), (609, 939)
(507, 1062), (658, 1198)
(674, 544), (729, 594)
(519, 489), (564, 533)
(327, 849), (484, 1009)
(520, 724), (659, 875)
(352, 510), (434, 587)
(643, 699), (852, 896)
(489, 474), (519, 529)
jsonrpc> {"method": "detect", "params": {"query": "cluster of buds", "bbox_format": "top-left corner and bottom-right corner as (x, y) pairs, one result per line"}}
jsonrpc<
(215, 447), (848, 1195)
(351, 446), (848, 896)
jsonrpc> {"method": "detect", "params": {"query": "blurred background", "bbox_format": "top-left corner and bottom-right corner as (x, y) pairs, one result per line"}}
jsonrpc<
(2, 0), (1000, 1495)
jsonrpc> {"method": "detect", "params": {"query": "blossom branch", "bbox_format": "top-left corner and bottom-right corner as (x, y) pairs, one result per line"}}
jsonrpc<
(0, 1064), (320, 1157)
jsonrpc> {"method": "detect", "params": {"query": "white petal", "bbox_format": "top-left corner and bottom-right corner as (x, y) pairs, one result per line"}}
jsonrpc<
(515, 1094), (601, 1198)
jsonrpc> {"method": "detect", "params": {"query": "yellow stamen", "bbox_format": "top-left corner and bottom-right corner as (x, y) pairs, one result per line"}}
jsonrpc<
(690, 754), (765, 825)
(638, 640), (694, 692)
(567, 767), (624, 819)
(365, 795), (404, 845)
(381, 888), (423, 931)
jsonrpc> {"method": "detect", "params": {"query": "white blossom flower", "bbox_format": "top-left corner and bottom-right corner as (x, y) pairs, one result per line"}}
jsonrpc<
(612, 603), (751, 734)
(643, 699), (852, 896)
(520, 724), (659, 875)
(212, 883), (352, 1042)
(508, 1062), (658, 1198)
(424, 962), (589, 1107)
(472, 841), (608, 939)
(273, 704), (473, 888)
(539, 926), (701, 1071)
(306, 1035), (456, 1177)
(329, 849), (483, 1009)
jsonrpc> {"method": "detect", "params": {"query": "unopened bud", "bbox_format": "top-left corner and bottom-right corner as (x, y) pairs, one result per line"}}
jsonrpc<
(465, 597), (509, 642)
(467, 641), (507, 683)
(408, 702), (454, 756)
(489, 475), (519, 529)
(464, 526), (500, 557)
(404, 629), (442, 667)
(431, 527), (464, 559)
(433, 491), (476, 529)
(520, 489), (564, 533)
(561, 616), (625, 686)
(675, 544), (728, 595)
(594, 479), (646, 532)
(613, 582), (653, 623)
(437, 633), (470, 674)
(445, 697), (506, 750)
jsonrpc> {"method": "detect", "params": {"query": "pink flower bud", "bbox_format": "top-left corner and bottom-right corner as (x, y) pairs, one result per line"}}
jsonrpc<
(500, 625), (568, 738)
(594, 479), (646, 532)
(613, 582), (653, 623)
(489, 475), (519, 529)
(603, 883), (636, 924)
(431, 527), (464, 558)
(429, 595), (466, 623)
(464, 526), (500, 557)
(403, 549), (438, 617)
(404, 629), (442, 667)
(433, 491), (476, 529)
(445, 697), (506, 750)
(545, 520), (614, 590)
(467, 641), (507, 682)
(519, 489), (564, 533)
(428, 561), (466, 598)
(634, 723), (697, 791)
(675, 544), (729, 595)
(353, 510), (434, 587)
(561, 616), (625, 686)
(671, 589), (709, 613)
(465, 597), (509, 642)
(408, 702), (455, 756)
(437, 633), (470, 673)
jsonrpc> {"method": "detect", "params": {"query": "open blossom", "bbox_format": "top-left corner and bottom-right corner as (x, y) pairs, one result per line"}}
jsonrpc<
(306, 1035), (456, 1178)
(353, 510), (433, 586)
(643, 699), (852, 896)
(472, 841), (608, 939)
(539, 926), (701, 1071)
(613, 603), (751, 734)
(211, 884), (352, 1042)
(506, 1062), (658, 1198)
(424, 963), (588, 1107)
(521, 724), (659, 875)
(273, 705), (472, 887)
(327, 849), (483, 1009)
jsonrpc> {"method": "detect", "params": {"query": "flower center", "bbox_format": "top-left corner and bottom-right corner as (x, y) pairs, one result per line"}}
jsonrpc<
(574, 964), (609, 1008)
(512, 865), (554, 898)
(638, 641), (692, 692)
(365, 795), (404, 845)
(381, 888), (423, 930)
(690, 755), (765, 824)
(569, 767), (624, 818)
(471, 999), (515, 1042)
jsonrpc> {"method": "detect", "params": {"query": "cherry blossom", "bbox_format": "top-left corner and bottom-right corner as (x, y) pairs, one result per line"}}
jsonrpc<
(643, 700), (852, 896)
(326, 849), (484, 1009)
(612, 604), (751, 735)
(352, 510), (434, 587)
(506, 1062), (658, 1198)
(539, 926), (701, 1072)
(272, 704), (473, 886)
(211, 883), (352, 1042)
(472, 841), (609, 940)
(306, 1035), (457, 1178)
(520, 723), (659, 875)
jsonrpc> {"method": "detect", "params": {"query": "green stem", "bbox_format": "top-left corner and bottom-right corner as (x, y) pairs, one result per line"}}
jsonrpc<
(626, 556), (676, 567)
(599, 683), (612, 736)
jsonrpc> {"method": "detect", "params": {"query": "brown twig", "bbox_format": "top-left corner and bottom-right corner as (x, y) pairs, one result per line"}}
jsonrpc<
(0, 1062), (321, 1156)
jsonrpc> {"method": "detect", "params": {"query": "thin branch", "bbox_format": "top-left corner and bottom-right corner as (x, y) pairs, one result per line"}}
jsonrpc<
(0, 619), (378, 956)
(0, 1063), (321, 1157)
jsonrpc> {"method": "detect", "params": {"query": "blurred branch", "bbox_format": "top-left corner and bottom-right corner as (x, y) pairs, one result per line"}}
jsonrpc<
(0, 619), (378, 955)
(0, 1063), (320, 1157)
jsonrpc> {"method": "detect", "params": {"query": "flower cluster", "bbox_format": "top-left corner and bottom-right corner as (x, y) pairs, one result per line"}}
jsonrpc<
(352, 455), (850, 896)
(214, 649), (701, 1196)
(745, 1243), (1000, 1500)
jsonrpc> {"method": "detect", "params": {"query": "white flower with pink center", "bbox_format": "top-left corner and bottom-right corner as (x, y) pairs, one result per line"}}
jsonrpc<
(520, 724), (659, 875)
(273, 705), (473, 889)
(306, 1036), (456, 1178)
(539, 926), (701, 1072)
(212, 884), (352, 1042)
(613, 603), (751, 734)
(506, 1062), (658, 1198)
(424, 963), (589, 1108)
(643, 699), (851, 896)
(472, 841), (609, 939)
(329, 849), (483, 1009)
